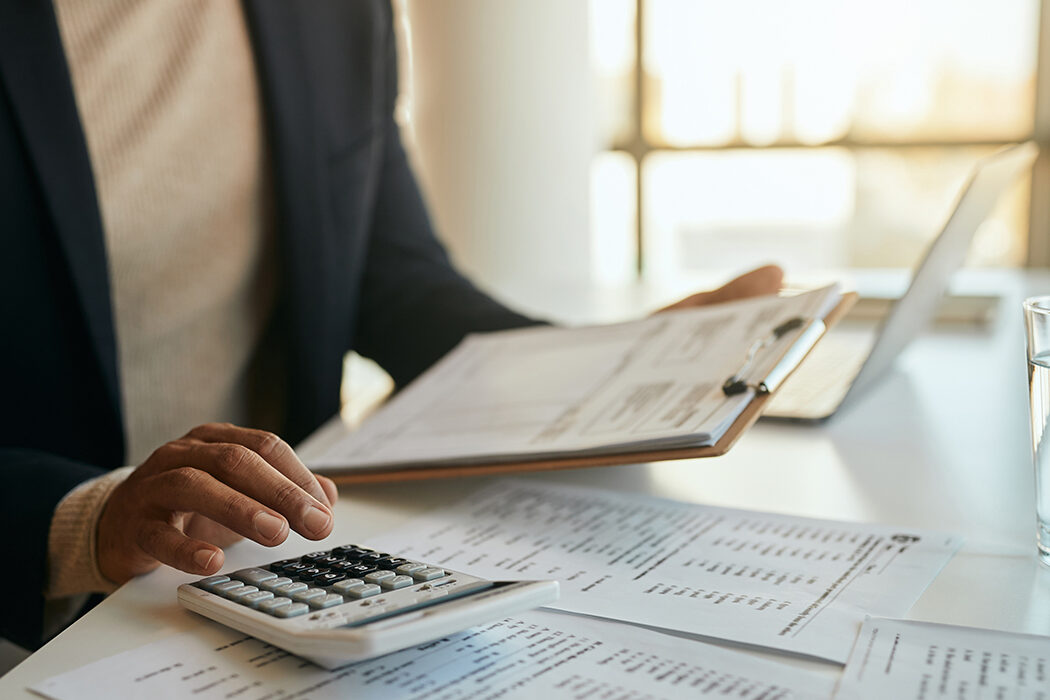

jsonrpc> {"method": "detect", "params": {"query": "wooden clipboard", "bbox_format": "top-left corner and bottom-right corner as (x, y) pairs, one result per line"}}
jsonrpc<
(326, 292), (857, 485)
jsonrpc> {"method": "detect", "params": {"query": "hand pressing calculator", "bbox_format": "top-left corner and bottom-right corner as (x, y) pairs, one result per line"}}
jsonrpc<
(177, 544), (558, 669)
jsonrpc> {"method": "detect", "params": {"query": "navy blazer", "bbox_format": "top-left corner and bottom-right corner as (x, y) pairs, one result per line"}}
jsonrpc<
(0, 0), (536, 648)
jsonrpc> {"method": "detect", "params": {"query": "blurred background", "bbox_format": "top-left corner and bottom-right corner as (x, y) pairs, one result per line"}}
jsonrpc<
(346, 0), (1050, 417)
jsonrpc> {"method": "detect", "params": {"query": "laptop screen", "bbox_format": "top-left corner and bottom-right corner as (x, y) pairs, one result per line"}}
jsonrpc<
(845, 142), (1038, 402)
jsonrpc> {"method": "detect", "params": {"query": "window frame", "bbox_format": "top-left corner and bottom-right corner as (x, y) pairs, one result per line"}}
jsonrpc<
(611, 0), (1050, 275)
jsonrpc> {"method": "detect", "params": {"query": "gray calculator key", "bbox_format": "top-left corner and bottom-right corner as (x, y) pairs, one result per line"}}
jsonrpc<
(310, 594), (344, 609)
(273, 602), (309, 618)
(232, 568), (277, 586)
(363, 570), (395, 584)
(380, 575), (414, 590)
(226, 585), (260, 602)
(260, 577), (293, 592)
(258, 597), (292, 614)
(242, 590), (275, 608)
(331, 579), (366, 595)
(274, 582), (308, 596)
(291, 587), (326, 604)
(412, 567), (446, 581)
(198, 575), (230, 591)
(344, 583), (381, 599)
(212, 580), (245, 594)
(395, 562), (426, 575)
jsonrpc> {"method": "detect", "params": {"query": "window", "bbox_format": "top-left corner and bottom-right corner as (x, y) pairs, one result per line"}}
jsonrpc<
(590, 0), (1045, 284)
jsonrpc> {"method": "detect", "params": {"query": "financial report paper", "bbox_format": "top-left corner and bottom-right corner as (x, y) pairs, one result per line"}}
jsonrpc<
(370, 481), (962, 663)
(30, 611), (835, 700)
(310, 286), (841, 471)
(836, 617), (1050, 699)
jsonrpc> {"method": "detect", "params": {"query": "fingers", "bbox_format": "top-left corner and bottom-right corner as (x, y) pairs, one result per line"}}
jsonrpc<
(137, 520), (225, 576)
(716, 265), (784, 301)
(318, 475), (339, 505)
(98, 423), (338, 584)
(155, 467), (301, 545)
(170, 442), (334, 540)
(186, 423), (332, 506)
(659, 265), (784, 312)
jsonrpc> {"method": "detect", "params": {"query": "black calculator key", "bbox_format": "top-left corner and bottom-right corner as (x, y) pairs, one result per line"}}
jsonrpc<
(298, 567), (329, 581)
(268, 558), (299, 572)
(314, 556), (342, 567)
(346, 564), (378, 577)
(374, 557), (409, 569)
(282, 562), (311, 576)
(357, 552), (389, 563)
(315, 572), (346, 586)
(329, 561), (360, 574)
(332, 544), (367, 556)
(301, 551), (331, 563)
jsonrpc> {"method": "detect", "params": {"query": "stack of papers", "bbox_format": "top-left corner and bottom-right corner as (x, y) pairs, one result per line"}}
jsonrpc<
(311, 286), (843, 473)
(31, 611), (836, 700)
(27, 479), (1050, 699)
(369, 480), (961, 663)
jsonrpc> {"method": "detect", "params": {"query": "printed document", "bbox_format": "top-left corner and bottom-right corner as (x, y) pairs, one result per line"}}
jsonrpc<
(836, 617), (1050, 699)
(30, 610), (835, 700)
(310, 286), (841, 471)
(370, 480), (962, 663)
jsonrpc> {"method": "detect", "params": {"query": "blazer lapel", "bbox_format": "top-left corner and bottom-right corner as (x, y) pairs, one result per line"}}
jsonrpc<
(0, 1), (121, 422)
(243, 0), (331, 439)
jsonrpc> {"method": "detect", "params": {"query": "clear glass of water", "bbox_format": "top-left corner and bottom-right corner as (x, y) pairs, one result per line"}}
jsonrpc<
(1024, 296), (1050, 566)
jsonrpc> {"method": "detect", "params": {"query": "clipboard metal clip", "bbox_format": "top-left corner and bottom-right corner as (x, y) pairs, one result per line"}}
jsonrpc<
(722, 316), (823, 397)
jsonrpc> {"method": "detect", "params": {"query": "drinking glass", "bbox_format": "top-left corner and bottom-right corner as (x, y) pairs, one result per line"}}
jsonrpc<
(1023, 296), (1050, 566)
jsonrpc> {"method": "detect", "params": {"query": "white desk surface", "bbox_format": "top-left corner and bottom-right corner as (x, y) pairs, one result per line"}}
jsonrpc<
(5, 269), (1050, 695)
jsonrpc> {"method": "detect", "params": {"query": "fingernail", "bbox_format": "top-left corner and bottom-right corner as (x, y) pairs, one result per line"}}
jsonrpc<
(254, 512), (286, 540)
(303, 505), (331, 535)
(194, 549), (216, 571)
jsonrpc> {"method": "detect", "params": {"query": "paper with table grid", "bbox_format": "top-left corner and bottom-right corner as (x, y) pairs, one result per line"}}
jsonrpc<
(370, 480), (962, 663)
(310, 286), (842, 472)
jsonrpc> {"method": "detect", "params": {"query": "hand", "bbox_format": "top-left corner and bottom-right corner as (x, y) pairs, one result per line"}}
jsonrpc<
(97, 423), (339, 585)
(658, 265), (784, 312)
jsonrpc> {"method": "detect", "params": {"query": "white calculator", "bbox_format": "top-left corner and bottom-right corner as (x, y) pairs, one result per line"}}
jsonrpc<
(177, 544), (558, 669)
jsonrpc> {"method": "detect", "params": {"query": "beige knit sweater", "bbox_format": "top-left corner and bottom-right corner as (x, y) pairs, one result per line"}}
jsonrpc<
(47, 0), (275, 602)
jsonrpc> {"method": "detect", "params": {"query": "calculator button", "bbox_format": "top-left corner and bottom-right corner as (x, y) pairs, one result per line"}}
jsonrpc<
(260, 577), (293, 592)
(226, 585), (260, 602)
(364, 570), (395, 584)
(291, 588), (326, 604)
(197, 575), (231, 591)
(315, 572), (346, 586)
(281, 562), (311, 576)
(310, 594), (344, 609)
(301, 551), (331, 563)
(356, 552), (389, 563)
(314, 556), (342, 567)
(274, 602), (309, 618)
(298, 567), (329, 581)
(412, 567), (446, 581)
(331, 578), (366, 595)
(242, 590), (275, 609)
(212, 580), (245, 595)
(378, 557), (410, 569)
(329, 561), (360, 573)
(380, 575), (414, 590)
(232, 568), (278, 586)
(258, 597), (292, 614)
(346, 564), (378, 577)
(344, 583), (381, 599)
(274, 582), (308, 596)
(395, 562), (426, 575)
(332, 545), (368, 558)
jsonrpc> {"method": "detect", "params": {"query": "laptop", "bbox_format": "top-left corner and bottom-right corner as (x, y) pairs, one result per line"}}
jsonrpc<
(764, 141), (1038, 422)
